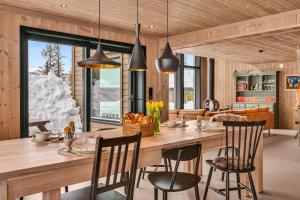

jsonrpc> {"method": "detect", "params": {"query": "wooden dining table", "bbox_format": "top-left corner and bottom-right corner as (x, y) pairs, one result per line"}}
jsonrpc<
(0, 121), (263, 200)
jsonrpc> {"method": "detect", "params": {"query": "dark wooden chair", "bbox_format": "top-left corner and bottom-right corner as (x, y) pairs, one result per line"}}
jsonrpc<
(204, 120), (266, 200)
(148, 143), (202, 200)
(62, 132), (142, 200)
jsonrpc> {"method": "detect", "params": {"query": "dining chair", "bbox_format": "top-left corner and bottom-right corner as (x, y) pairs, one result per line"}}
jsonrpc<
(203, 120), (266, 200)
(148, 143), (202, 200)
(62, 132), (142, 200)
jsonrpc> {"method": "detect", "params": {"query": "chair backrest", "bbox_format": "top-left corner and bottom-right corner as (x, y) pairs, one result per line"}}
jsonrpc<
(90, 132), (142, 200)
(162, 143), (202, 189)
(223, 120), (266, 171)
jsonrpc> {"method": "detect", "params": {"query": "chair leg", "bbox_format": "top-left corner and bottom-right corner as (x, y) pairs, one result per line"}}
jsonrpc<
(20, 198), (24, 200)
(168, 159), (172, 172)
(248, 172), (258, 200)
(142, 167), (146, 179)
(225, 173), (230, 200)
(203, 166), (214, 200)
(154, 188), (158, 200)
(215, 148), (222, 172)
(221, 172), (225, 181)
(194, 185), (200, 200)
(136, 168), (143, 188)
(236, 173), (242, 200)
(64, 186), (69, 193)
(163, 192), (168, 200)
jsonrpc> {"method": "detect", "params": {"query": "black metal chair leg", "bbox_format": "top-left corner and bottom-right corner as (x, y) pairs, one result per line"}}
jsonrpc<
(225, 173), (230, 200)
(248, 172), (258, 200)
(136, 168), (144, 188)
(154, 187), (158, 200)
(64, 186), (69, 193)
(204, 166), (214, 200)
(163, 191), (168, 200)
(236, 173), (241, 199)
(194, 185), (200, 200)
(20, 198), (24, 200)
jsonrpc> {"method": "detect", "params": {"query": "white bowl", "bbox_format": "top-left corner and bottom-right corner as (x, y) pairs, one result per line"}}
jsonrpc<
(208, 121), (218, 128)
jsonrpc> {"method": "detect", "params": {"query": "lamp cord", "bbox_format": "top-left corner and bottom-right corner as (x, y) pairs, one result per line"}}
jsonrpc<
(98, 0), (101, 41)
(167, 0), (169, 41)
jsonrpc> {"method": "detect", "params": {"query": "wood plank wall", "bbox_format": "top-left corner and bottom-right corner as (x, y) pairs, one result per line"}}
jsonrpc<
(215, 59), (299, 129)
(0, 7), (162, 140)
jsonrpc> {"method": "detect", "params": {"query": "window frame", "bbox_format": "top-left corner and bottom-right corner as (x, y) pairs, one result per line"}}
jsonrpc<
(20, 26), (145, 137)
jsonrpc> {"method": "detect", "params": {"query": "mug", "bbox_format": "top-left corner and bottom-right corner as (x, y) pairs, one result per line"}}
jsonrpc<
(167, 120), (177, 128)
(35, 131), (50, 142)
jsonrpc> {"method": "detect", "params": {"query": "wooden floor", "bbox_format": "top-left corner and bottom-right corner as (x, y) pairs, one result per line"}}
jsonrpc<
(24, 130), (300, 200)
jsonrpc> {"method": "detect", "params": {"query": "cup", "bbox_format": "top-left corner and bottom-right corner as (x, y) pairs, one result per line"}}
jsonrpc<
(35, 131), (50, 142)
(75, 132), (87, 146)
(49, 129), (61, 142)
(167, 120), (177, 128)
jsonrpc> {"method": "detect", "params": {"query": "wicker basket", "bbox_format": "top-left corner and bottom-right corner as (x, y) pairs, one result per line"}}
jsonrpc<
(123, 123), (154, 137)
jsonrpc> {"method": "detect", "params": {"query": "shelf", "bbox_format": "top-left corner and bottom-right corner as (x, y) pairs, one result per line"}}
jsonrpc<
(262, 82), (275, 84)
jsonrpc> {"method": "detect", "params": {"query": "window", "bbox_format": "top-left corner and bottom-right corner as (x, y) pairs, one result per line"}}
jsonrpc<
(27, 40), (83, 135)
(184, 68), (195, 109)
(20, 26), (141, 137)
(91, 51), (129, 122)
(169, 74), (175, 110)
(172, 53), (200, 110)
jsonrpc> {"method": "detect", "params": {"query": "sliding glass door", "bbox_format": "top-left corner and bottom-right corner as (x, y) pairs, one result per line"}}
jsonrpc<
(20, 26), (145, 137)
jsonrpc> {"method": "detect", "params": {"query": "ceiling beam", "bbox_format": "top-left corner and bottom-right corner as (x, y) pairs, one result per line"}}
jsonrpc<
(166, 8), (300, 50)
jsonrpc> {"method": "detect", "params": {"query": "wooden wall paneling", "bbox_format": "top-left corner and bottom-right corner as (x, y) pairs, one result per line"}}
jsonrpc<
(200, 57), (207, 105)
(0, 7), (161, 140)
(214, 59), (299, 129)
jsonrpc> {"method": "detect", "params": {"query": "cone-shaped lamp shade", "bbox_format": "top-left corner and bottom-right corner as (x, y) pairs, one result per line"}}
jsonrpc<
(129, 24), (147, 71)
(77, 42), (121, 68)
(155, 41), (179, 74)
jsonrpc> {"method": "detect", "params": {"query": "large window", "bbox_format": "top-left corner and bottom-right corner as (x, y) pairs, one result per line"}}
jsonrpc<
(20, 26), (142, 137)
(171, 54), (200, 110)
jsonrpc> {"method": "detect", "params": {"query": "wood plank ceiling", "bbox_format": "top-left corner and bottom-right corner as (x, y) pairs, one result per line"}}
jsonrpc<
(176, 29), (300, 64)
(1, 0), (300, 36)
(2, 0), (300, 64)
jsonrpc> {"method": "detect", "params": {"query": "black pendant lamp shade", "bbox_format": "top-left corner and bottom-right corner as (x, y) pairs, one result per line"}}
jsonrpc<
(155, 41), (179, 74)
(77, 0), (121, 69)
(128, 0), (147, 71)
(155, 0), (179, 74)
(77, 42), (120, 68)
(129, 23), (147, 71)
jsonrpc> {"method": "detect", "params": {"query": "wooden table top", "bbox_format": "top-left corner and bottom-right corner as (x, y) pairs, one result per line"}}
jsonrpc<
(0, 121), (224, 179)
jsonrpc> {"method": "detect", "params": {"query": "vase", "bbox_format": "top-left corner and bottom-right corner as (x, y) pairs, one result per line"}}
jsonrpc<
(153, 115), (160, 135)
(64, 133), (74, 151)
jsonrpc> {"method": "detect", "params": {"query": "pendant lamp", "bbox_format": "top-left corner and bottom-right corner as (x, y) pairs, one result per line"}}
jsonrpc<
(77, 0), (120, 68)
(128, 0), (147, 71)
(155, 0), (179, 74)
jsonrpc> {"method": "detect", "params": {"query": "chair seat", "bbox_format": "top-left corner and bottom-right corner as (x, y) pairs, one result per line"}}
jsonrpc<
(207, 157), (255, 173)
(148, 172), (201, 192)
(62, 184), (126, 200)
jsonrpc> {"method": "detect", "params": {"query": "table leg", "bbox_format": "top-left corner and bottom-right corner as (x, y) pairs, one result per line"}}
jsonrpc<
(42, 189), (61, 200)
(183, 154), (203, 176)
(254, 136), (264, 193)
(0, 180), (7, 200)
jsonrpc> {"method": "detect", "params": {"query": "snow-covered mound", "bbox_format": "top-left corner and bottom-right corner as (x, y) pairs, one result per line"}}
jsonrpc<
(29, 72), (82, 132)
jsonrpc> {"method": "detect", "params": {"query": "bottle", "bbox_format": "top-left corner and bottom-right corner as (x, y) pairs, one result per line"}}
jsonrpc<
(181, 114), (186, 126)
